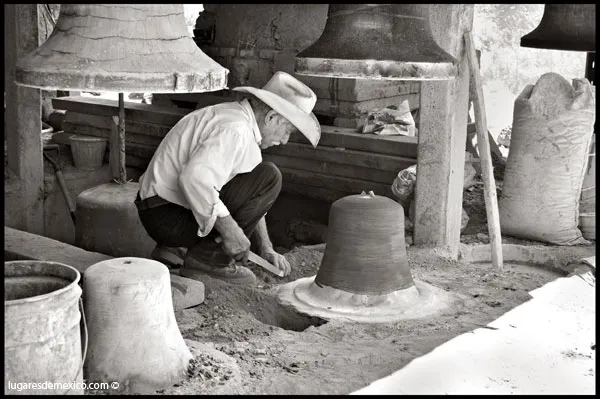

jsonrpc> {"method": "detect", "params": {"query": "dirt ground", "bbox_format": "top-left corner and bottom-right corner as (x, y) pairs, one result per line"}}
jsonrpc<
(88, 177), (593, 396)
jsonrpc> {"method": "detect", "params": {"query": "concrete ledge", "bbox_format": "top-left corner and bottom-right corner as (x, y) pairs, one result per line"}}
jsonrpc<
(5, 226), (111, 274)
(4, 226), (204, 311)
(351, 271), (596, 394)
(459, 243), (596, 276)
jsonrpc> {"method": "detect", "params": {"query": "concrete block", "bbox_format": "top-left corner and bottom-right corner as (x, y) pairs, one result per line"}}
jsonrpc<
(75, 182), (156, 258)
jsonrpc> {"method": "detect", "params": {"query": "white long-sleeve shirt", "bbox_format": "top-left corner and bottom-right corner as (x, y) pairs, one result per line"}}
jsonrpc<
(139, 99), (263, 237)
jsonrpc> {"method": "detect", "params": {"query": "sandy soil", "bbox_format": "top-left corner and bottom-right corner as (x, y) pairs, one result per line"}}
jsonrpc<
(89, 177), (595, 395)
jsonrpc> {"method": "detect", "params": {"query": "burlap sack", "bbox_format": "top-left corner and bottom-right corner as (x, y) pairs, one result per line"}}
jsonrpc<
(499, 73), (595, 245)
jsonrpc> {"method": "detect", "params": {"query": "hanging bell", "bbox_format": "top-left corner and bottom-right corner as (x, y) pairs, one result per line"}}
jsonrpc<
(520, 4), (596, 52)
(295, 4), (457, 80)
(16, 4), (228, 92)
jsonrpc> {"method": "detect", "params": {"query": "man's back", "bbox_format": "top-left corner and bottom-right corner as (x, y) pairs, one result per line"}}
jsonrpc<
(139, 100), (262, 212)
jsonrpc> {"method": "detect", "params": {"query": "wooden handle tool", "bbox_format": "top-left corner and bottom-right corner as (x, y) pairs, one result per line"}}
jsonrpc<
(465, 31), (504, 271)
(214, 236), (284, 277)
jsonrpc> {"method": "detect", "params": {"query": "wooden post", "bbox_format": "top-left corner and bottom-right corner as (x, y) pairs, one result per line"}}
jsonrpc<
(413, 5), (473, 258)
(5, 4), (44, 234)
(110, 116), (121, 180)
(465, 31), (504, 271)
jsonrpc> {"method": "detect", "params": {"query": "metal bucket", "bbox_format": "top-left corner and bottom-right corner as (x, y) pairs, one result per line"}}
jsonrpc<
(4, 261), (84, 395)
(69, 134), (107, 171)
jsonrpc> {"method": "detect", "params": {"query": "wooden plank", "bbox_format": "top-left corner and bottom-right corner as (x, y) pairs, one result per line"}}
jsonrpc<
(54, 97), (418, 157)
(279, 167), (394, 198)
(62, 121), (164, 146)
(264, 142), (415, 172)
(109, 116), (120, 180)
(290, 126), (418, 158)
(52, 96), (191, 126)
(263, 153), (402, 185)
(280, 181), (353, 203)
(466, 31), (503, 270)
(64, 111), (172, 138)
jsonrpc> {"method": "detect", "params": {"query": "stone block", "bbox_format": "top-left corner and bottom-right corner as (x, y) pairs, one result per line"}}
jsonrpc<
(170, 273), (206, 311)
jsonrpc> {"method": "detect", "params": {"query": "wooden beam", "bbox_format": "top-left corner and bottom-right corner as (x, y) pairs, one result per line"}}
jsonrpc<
(5, 4), (44, 234)
(262, 154), (400, 184)
(279, 167), (394, 199)
(52, 96), (190, 126)
(53, 97), (419, 157)
(264, 142), (415, 172)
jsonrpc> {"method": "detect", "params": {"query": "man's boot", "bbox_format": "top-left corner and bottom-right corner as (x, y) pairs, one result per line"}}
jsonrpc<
(151, 245), (187, 268)
(180, 240), (257, 285)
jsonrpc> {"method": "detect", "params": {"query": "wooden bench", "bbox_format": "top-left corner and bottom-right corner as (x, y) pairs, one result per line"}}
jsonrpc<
(53, 96), (418, 203)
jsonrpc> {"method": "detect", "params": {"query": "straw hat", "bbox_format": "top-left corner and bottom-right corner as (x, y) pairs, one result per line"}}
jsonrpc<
(233, 71), (321, 148)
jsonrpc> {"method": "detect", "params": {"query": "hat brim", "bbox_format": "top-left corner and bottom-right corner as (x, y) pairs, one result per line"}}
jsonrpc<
(233, 86), (321, 148)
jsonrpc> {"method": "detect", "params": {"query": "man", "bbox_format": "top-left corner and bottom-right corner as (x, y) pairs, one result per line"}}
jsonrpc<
(135, 71), (321, 286)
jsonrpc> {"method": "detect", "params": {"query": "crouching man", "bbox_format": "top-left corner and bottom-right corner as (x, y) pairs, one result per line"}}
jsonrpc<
(134, 72), (321, 285)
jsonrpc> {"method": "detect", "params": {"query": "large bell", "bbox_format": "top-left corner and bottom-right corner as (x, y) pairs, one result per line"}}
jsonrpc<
(16, 4), (228, 92)
(520, 4), (596, 52)
(295, 4), (457, 80)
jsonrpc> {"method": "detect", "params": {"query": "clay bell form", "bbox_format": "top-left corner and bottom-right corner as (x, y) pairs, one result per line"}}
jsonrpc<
(276, 192), (455, 323)
(83, 257), (192, 394)
(15, 4), (228, 92)
(295, 4), (457, 80)
(317, 191), (413, 294)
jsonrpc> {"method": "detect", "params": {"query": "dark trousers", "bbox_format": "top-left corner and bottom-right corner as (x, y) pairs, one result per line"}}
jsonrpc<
(136, 162), (282, 249)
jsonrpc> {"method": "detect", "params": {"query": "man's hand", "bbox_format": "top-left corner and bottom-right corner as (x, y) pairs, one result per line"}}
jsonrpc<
(214, 215), (250, 263)
(260, 248), (291, 277)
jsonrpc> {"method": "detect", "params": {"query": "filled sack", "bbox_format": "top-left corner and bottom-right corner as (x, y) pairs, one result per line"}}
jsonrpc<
(499, 73), (595, 245)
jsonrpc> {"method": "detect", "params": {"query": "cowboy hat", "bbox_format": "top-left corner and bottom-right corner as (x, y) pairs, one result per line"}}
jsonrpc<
(233, 71), (321, 148)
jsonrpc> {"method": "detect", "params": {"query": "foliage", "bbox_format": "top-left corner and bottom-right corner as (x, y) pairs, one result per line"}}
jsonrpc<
(472, 4), (588, 132)
(474, 4), (587, 93)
